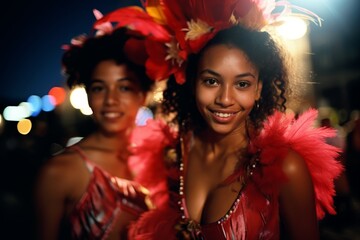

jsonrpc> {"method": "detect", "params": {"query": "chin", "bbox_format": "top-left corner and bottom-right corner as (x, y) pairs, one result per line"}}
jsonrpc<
(101, 125), (128, 134)
(208, 124), (235, 136)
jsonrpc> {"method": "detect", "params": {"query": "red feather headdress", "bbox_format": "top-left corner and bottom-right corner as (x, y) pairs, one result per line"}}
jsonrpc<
(89, 1), (320, 84)
(63, 7), (171, 69)
(143, 0), (321, 84)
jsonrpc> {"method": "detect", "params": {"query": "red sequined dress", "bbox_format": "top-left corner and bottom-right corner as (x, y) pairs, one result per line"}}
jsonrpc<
(128, 109), (343, 240)
(68, 146), (151, 240)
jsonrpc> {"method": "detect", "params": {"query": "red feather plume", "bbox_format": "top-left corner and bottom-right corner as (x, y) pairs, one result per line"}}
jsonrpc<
(93, 6), (170, 42)
(250, 109), (343, 219)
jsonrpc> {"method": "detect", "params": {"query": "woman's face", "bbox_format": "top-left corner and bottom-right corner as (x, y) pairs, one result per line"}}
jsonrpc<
(87, 60), (146, 135)
(195, 44), (262, 135)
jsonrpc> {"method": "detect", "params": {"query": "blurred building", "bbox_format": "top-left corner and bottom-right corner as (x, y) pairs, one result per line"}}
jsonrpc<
(307, 0), (360, 123)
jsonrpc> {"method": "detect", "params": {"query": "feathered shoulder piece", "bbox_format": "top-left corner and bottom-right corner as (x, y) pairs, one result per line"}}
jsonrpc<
(128, 119), (178, 207)
(128, 119), (178, 186)
(249, 108), (343, 219)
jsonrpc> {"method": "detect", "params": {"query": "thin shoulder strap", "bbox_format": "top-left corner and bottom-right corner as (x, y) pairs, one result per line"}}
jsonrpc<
(70, 145), (94, 172)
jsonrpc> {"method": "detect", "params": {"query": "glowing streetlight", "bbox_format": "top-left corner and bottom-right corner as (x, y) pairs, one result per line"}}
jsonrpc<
(276, 16), (308, 40)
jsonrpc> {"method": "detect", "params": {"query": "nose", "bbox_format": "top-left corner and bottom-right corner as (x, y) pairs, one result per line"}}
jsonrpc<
(105, 88), (119, 105)
(215, 84), (234, 107)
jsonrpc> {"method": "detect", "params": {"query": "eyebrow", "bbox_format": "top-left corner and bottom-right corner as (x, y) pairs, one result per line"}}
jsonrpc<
(90, 78), (133, 83)
(198, 69), (256, 79)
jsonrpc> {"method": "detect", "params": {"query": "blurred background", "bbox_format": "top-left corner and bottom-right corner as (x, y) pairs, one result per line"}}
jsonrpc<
(0, 0), (359, 239)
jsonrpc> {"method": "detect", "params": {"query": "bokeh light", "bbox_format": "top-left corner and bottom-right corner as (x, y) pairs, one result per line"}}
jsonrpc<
(80, 107), (93, 115)
(70, 87), (92, 115)
(136, 107), (154, 126)
(19, 102), (32, 119)
(17, 119), (32, 135)
(70, 87), (87, 109)
(3, 106), (29, 121)
(27, 95), (42, 117)
(48, 86), (66, 106)
(41, 95), (56, 112)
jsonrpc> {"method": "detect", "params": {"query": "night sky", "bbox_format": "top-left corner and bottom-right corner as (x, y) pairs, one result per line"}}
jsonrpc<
(0, 0), (139, 103)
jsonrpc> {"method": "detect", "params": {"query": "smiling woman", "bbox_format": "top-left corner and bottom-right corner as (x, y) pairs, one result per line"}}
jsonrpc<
(87, 60), (147, 135)
(194, 45), (262, 135)
(127, 0), (343, 239)
(34, 26), (156, 239)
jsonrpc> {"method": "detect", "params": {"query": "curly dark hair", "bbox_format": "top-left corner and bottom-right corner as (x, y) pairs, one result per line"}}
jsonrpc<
(61, 28), (153, 93)
(162, 25), (290, 132)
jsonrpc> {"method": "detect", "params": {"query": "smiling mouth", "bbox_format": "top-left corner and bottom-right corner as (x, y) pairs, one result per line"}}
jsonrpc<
(212, 111), (236, 118)
(103, 112), (122, 118)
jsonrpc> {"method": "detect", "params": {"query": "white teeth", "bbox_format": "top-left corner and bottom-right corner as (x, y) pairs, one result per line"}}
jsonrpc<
(214, 112), (233, 118)
(104, 112), (121, 118)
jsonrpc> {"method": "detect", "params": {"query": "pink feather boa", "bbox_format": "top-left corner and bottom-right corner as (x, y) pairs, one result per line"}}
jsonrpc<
(249, 108), (343, 219)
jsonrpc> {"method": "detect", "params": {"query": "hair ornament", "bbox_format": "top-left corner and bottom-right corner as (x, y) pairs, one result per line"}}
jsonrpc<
(92, 9), (113, 36)
(62, 6), (172, 80)
(61, 9), (112, 51)
(93, 6), (171, 42)
(92, 6), (177, 81)
(141, 0), (321, 84)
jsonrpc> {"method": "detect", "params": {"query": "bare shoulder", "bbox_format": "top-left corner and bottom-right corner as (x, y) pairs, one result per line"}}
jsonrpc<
(39, 148), (82, 178)
(36, 148), (83, 196)
(282, 149), (311, 180)
(280, 149), (315, 200)
(34, 148), (87, 239)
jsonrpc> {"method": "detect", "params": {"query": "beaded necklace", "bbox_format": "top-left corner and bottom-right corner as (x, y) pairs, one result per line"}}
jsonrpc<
(175, 136), (260, 239)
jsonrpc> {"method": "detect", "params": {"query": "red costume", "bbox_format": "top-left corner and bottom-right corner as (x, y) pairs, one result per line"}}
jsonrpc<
(90, 2), (340, 239)
(128, 109), (343, 239)
(69, 146), (151, 240)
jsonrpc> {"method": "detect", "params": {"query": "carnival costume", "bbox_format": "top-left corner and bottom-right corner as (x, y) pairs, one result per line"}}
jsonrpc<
(68, 146), (151, 239)
(92, 1), (342, 239)
(61, 7), (172, 239)
(128, 109), (343, 239)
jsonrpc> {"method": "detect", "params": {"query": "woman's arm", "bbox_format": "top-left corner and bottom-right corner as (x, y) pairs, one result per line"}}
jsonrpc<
(34, 157), (68, 240)
(279, 150), (320, 240)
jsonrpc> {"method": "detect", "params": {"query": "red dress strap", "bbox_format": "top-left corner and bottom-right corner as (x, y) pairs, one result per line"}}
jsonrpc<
(69, 145), (95, 172)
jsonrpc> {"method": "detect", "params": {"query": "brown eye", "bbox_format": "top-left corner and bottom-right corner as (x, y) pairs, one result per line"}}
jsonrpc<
(118, 83), (136, 92)
(236, 81), (250, 89)
(203, 78), (219, 86)
(89, 85), (104, 93)
(119, 86), (130, 92)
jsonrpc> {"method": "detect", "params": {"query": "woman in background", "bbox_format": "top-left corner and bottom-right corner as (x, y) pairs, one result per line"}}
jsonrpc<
(35, 25), (155, 239)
